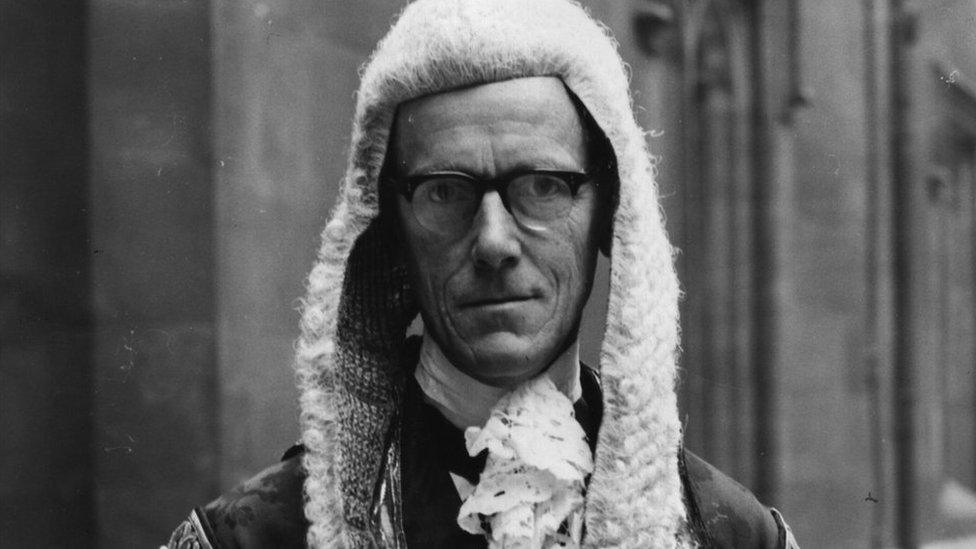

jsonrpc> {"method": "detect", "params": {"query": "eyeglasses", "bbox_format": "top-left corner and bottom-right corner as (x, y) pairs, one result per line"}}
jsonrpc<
(388, 170), (597, 236)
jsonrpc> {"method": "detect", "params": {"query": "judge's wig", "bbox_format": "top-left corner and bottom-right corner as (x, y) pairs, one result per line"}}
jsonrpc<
(295, 1), (687, 546)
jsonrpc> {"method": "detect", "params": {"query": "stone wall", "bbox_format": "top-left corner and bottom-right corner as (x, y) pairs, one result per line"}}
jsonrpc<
(0, 2), (93, 546)
(88, 1), (217, 545)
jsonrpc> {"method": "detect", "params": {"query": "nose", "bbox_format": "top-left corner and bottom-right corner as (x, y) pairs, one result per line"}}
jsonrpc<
(470, 191), (521, 271)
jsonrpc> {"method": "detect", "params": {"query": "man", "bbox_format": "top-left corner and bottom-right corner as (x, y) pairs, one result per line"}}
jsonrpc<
(167, 0), (798, 547)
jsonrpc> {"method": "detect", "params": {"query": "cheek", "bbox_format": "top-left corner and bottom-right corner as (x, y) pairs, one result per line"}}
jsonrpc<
(559, 218), (598, 283)
(549, 221), (600, 305)
(403, 234), (467, 316)
(399, 207), (445, 290)
(536, 235), (590, 303)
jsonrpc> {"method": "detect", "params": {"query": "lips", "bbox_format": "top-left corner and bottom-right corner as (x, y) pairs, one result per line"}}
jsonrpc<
(459, 294), (537, 308)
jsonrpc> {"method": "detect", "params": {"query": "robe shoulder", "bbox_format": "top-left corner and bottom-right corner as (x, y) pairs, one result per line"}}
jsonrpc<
(682, 449), (799, 548)
(166, 442), (801, 548)
(165, 446), (308, 549)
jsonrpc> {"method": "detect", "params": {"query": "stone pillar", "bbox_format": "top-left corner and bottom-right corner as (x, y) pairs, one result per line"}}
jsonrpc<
(88, 1), (217, 546)
(0, 1), (94, 546)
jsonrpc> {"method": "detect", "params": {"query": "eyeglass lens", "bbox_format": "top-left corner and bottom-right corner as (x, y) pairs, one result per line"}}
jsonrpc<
(411, 173), (577, 235)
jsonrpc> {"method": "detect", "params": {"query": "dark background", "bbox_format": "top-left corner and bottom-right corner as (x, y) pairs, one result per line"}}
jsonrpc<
(1, 1), (974, 547)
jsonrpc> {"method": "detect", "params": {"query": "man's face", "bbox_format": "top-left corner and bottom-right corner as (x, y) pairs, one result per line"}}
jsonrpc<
(393, 77), (606, 387)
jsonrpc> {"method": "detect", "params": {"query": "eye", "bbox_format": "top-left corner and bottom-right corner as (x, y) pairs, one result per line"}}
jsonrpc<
(419, 178), (475, 204)
(518, 174), (572, 200)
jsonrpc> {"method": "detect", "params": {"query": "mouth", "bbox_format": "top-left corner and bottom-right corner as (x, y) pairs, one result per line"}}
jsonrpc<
(460, 295), (537, 308)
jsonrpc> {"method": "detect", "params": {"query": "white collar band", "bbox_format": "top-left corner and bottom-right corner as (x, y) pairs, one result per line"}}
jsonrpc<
(415, 334), (582, 429)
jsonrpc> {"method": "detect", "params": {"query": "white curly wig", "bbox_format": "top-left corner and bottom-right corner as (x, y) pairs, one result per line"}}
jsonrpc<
(294, 0), (687, 546)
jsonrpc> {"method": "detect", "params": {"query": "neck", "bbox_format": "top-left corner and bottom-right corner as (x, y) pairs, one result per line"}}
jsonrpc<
(414, 335), (582, 429)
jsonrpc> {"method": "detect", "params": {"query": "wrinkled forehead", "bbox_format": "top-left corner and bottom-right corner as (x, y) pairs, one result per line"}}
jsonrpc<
(391, 77), (585, 174)
(384, 77), (611, 176)
(396, 77), (575, 133)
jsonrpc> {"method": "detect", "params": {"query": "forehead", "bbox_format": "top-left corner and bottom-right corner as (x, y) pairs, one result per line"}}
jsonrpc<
(391, 77), (586, 175)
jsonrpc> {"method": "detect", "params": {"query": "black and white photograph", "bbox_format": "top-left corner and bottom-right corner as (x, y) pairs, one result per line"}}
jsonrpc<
(2, 0), (975, 547)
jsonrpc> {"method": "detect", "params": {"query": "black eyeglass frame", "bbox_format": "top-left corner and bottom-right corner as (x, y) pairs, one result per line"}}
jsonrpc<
(387, 169), (599, 206)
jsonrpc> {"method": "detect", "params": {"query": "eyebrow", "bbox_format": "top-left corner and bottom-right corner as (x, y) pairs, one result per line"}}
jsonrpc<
(404, 157), (586, 179)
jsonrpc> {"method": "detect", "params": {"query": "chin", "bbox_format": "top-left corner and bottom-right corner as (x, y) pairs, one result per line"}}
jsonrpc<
(461, 332), (551, 386)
